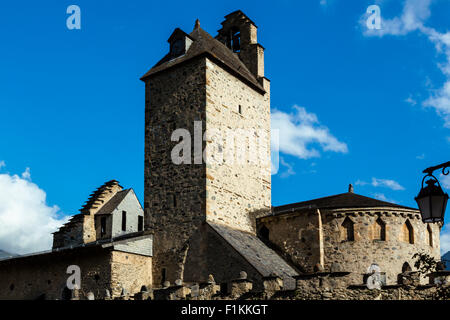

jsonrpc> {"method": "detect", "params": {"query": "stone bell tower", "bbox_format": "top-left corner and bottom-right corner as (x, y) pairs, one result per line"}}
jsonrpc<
(140, 11), (271, 285)
(216, 10), (265, 80)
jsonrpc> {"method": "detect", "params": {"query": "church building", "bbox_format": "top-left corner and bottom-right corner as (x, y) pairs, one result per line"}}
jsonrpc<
(0, 10), (441, 300)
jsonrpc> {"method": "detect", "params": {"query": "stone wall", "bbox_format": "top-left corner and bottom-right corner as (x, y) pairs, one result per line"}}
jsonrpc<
(204, 57), (271, 234)
(141, 272), (443, 301)
(257, 209), (322, 273)
(110, 251), (152, 297)
(144, 52), (272, 284)
(321, 209), (440, 285)
(258, 208), (441, 284)
(0, 247), (152, 300)
(0, 247), (110, 300)
(144, 57), (207, 286)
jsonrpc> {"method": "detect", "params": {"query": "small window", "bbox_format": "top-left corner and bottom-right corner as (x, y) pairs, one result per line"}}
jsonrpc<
(161, 268), (167, 285)
(401, 220), (414, 244)
(122, 211), (127, 231)
(230, 27), (241, 53)
(402, 262), (412, 273)
(138, 216), (144, 231)
(100, 217), (107, 237)
(373, 218), (386, 241)
(259, 225), (269, 241)
(238, 105), (242, 114)
(341, 217), (355, 241)
(172, 194), (177, 208)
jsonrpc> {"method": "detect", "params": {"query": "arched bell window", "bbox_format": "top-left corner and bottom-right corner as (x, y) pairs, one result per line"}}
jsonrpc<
(341, 217), (355, 242)
(402, 262), (412, 273)
(226, 27), (241, 53)
(373, 218), (386, 241)
(401, 220), (414, 244)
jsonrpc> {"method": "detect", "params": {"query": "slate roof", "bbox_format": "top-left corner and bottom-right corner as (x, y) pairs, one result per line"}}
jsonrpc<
(273, 192), (417, 215)
(208, 222), (298, 290)
(0, 231), (153, 263)
(140, 25), (265, 94)
(96, 189), (132, 215)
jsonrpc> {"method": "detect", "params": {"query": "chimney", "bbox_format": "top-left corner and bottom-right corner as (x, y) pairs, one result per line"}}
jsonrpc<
(349, 184), (354, 193)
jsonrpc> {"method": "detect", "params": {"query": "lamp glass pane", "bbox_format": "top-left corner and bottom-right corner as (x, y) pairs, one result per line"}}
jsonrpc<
(417, 197), (431, 221)
(431, 196), (444, 220)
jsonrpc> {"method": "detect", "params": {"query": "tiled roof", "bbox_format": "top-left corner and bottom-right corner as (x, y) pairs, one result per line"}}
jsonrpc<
(208, 222), (298, 290)
(140, 26), (265, 94)
(273, 192), (417, 215)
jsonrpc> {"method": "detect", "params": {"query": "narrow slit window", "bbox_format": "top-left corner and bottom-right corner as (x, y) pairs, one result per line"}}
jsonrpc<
(238, 105), (242, 114)
(401, 220), (414, 244)
(122, 211), (127, 231)
(374, 218), (386, 241)
(161, 268), (167, 285)
(172, 194), (177, 208)
(100, 216), (107, 237)
(341, 217), (355, 241)
(138, 216), (144, 232)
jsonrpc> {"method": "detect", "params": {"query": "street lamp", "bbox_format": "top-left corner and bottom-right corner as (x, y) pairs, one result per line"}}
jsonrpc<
(415, 161), (450, 223)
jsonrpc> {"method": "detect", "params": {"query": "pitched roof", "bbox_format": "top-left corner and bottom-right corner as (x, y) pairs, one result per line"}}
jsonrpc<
(273, 192), (417, 215)
(208, 222), (298, 290)
(95, 189), (132, 215)
(140, 26), (265, 94)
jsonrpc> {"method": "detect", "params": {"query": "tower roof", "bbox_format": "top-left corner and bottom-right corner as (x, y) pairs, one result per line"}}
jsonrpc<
(221, 10), (257, 28)
(272, 192), (418, 215)
(140, 25), (265, 93)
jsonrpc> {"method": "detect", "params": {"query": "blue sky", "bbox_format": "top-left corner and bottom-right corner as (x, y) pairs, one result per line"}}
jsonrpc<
(0, 0), (449, 254)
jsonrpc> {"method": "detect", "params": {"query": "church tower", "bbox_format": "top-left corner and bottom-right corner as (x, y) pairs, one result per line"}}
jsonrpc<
(141, 11), (273, 286)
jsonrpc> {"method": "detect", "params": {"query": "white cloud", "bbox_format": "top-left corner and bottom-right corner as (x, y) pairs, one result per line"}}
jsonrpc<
(361, 0), (450, 128)
(361, 0), (432, 37)
(355, 179), (368, 186)
(271, 105), (348, 160)
(319, 0), (336, 8)
(373, 192), (398, 204)
(0, 166), (68, 255)
(356, 177), (405, 191)
(416, 153), (425, 160)
(279, 157), (296, 178)
(0, 161), (5, 170)
(405, 96), (417, 106)
(21, 167), (31, 180)
(371, 177), (405, 190)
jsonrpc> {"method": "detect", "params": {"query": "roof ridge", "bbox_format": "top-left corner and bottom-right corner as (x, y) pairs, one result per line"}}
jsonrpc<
(140, 26), (265, 93)
(274, 192), (417, 212)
